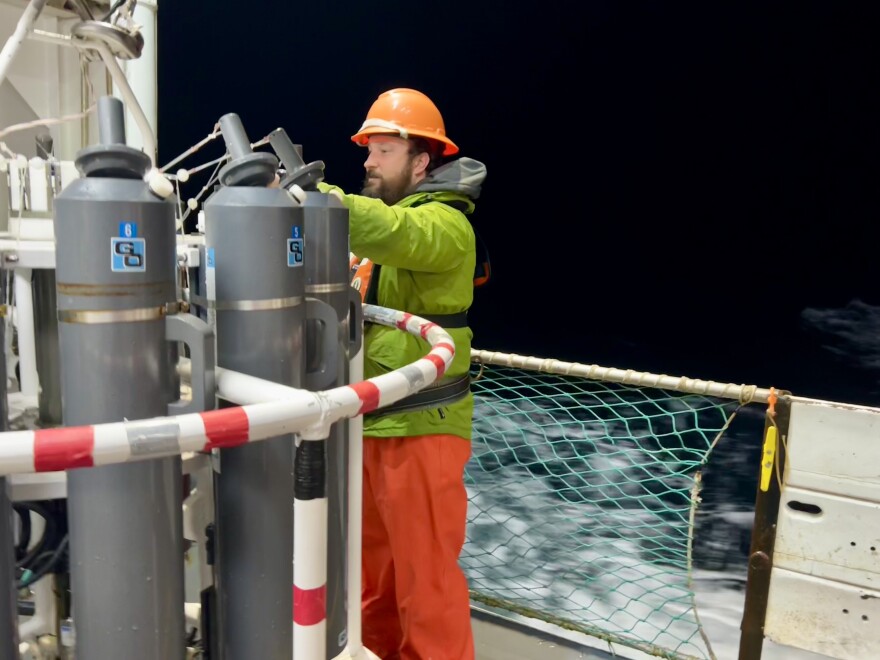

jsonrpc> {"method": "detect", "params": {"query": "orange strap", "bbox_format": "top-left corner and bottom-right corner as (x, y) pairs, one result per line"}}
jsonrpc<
(349, 253), (373, 304)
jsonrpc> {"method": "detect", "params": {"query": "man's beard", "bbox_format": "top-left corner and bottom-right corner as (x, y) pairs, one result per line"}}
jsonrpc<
(361, 163), (415, 205)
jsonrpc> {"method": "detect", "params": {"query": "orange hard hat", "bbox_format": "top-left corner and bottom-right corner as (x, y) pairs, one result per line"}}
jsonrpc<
(351, 88), (459, 156)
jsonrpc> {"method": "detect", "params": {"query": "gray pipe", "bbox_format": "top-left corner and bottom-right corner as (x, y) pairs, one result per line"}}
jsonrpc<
(97, 95), (126, 146)
(302, 189), (354, 658)
(218, 113), (253, 162)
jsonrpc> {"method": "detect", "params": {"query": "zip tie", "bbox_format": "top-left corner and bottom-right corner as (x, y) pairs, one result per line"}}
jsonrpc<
(766, 386), (778, 417)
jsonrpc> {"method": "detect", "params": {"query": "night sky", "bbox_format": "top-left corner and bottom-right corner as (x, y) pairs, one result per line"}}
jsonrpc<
(158, 1), (880, 407)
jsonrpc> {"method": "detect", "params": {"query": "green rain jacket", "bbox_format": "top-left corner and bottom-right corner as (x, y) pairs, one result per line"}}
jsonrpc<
(318, 156), (487, 440)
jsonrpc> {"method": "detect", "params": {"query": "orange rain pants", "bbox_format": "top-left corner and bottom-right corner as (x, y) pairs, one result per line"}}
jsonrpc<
(361, 434), (475, 660)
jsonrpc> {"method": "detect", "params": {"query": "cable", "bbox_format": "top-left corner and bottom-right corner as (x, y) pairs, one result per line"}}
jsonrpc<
(179, 157), (225, 228)
(67, 0), (95, 21)
(17, 533), (68, 590)
(13, 501), (57, 569)
(0, 105), (97, 142)
(14, 503), (31, 560)
(100, 0), (127, 22)
(159, 125), (221, 173)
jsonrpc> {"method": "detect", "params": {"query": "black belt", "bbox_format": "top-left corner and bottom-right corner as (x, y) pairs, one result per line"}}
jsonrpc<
(366, 373), (471, 418)
(365, 310), (468, 329)
(420, 311), (468, 328)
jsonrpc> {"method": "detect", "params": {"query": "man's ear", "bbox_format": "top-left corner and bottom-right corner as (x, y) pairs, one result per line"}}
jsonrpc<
(413, 151), (430, 176)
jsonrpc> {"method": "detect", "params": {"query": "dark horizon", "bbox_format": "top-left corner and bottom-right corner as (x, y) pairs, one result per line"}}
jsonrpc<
(158, 1), (880, 406)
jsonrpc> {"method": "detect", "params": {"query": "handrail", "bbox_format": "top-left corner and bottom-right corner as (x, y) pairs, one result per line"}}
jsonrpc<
(0, 305), (454, 475)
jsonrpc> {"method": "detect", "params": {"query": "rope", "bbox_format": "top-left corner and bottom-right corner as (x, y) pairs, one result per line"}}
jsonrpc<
(472, 349), (779, 405)
(686, 471), (717, 660)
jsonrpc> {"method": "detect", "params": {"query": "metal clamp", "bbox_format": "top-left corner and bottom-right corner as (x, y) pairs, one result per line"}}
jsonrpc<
(209, 295), (303, 312)
(57, 300), (191, 324)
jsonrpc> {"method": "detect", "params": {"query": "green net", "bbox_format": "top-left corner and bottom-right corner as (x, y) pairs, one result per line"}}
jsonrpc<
(463, 359), (755, 660)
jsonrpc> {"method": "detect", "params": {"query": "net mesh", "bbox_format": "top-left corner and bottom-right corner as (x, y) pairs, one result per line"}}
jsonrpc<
(463, 360), (756, 659)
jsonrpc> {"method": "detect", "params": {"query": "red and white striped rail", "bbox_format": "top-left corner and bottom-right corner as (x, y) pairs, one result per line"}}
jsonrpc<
(0, 304), (456, 475)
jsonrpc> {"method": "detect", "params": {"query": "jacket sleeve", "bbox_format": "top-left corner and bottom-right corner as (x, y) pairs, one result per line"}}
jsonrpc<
(317, 183), (473, 273)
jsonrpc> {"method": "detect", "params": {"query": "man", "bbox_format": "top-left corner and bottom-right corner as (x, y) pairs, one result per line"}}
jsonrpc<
(318, 87), (487, 660)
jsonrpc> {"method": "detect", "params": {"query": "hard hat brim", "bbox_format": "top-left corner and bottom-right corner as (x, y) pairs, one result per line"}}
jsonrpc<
(351, 126), (459, 157)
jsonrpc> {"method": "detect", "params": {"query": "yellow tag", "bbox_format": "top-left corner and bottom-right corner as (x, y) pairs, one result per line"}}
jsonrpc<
(759, 426), (778, 492)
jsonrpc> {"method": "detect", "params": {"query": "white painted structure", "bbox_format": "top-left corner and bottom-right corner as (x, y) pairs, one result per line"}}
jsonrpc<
(766, 398), (880, 659)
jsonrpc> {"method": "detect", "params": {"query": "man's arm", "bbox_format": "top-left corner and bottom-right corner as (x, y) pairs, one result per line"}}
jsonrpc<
(318, 183), (474, 273)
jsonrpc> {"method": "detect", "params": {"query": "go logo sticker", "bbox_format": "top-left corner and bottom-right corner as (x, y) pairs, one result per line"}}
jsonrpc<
(111, 222), (146, 272)
(287, 225), (304, 268)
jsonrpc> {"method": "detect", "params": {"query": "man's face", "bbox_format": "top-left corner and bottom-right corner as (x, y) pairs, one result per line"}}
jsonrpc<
(361, 135), (417, 205)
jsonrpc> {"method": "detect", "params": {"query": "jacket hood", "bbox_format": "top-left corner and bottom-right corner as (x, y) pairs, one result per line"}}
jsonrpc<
(416, 157), (487, 200)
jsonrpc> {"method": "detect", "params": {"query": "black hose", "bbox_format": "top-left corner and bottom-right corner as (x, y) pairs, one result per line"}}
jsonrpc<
(17, 534), (68, 590)
(13, 501), (57, 569)
(13, 503), (31, 560)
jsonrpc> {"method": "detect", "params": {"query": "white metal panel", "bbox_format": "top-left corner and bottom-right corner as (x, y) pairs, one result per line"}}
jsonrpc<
(765, 398), (880, 659)
(775, 486), (880, 586)
(765, 567), (880, 660)
(0, 237), (55, 267)
(786, 399), (880, 503)
(9, 471), (66, 501)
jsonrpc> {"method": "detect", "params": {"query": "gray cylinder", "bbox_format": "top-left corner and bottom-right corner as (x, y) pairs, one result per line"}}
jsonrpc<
(0, 274), (18, 659)
(54, 96), (185, 659)
(300, 190), (356, 657)
(271, 134), (353, 655)
(206, 184), (305, 660)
